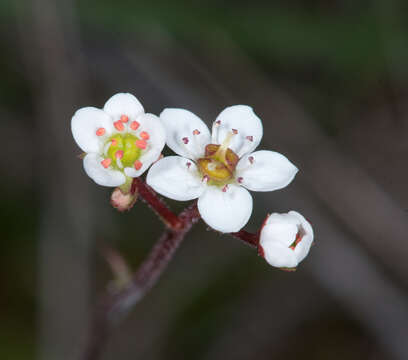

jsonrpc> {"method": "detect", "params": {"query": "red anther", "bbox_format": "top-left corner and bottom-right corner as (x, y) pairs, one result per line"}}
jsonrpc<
(248, 156), (254, 164)
(246, 136), (253, 142)
(193, 129), (200, 135)
(134, 160), (142, 170)
(120, 115), (129, 123)
(115, 150), (124, 159)
(202, 175), (209, 183)
(111, 139), (118, 146)
(215, 120), (221, 125)
(140, 131), (150, 140)
(237, 177), (243, 183)
(222, 184), (228, 192)
(130, 121), (140, 130)
(182, 137), (189, 144)
(186, 162), (191, 168)
(135, 140), (147, 149)
(114, 120), (124, 131)
(96, 127), (106, 136)
(232, 128), (238, 134)
(101, 158), (111, 168)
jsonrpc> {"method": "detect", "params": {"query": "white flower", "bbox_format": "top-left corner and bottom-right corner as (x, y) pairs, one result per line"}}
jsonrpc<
(71, 93), (165, 187)
(259, 211), (313, 269)
(146, 105), (298, 233)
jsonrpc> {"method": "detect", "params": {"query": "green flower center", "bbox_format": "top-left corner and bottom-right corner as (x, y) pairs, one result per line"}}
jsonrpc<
(105, 133), (143, 170)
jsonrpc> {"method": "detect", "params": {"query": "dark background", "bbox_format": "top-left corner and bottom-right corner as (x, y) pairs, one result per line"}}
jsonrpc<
(2, 0), (408, 359)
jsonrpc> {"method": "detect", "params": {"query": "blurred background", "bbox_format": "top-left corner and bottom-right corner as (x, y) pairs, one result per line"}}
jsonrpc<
(2, 0), (408, 359)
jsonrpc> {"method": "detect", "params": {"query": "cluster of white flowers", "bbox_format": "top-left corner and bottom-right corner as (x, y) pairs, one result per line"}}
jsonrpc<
(71, 93), (314, 269)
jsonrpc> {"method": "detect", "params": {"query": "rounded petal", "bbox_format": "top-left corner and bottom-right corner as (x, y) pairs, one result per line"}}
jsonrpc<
(236, 150), (298, 192)
(71, 107), (113, 153)
(260, 242), (298, 268)
(160, 108), (211, 159)
(261, 216), (298, 247)
(124, 113), (166, 178)
(289, 211), (314, 263)
(146, 156), (205, 201)
(103, 93), (144, 120)
(197, 184), (253, 233)
(83, 153), (126, 187)
(212, 105), (263, 157)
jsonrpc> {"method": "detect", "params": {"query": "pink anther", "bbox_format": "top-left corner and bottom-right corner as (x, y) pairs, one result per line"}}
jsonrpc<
(246, 136), (253, 142)
(140, 131), (150, 140)
(115, 150), (124, 159)
(193, 129), (200, 135)
(186, 162), (191, 168)
(215, 120), (221, 125)
(111, 139), (118, 146)
(182, 137), (189, 144)
(248, 156), (254, 164)
(130, 121), (140, 130)
(222, 184), (229, 192)
(120, 115), (129, 123)
(114, 120), (124, 131)
(96, 127), (106, 136)
(232, 128), (238, 134)
(135, 140), (147, 149)
(101, 158), (111, 168)
(237, 177), (243, 184)
(134, 160), (143, 170)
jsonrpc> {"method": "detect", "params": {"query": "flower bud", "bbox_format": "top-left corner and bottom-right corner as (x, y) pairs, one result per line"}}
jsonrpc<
(259, 211), (313, 270)
(110, 187), (138, 212)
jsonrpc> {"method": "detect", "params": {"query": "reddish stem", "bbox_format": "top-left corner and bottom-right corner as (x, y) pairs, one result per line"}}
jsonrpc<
(230, 229), (259, 248)
(131, 177), (183, 230)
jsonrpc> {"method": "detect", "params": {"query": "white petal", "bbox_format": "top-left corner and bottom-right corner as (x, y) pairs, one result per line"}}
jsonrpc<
(160, 108), (211, 159)
(260, 242), (298, 268)
(261, 217), (298, 247)
(103, 93), (144, 120)
(146, 156), (205, 201)
(236, 150), (298, 192)
(213, 105), (263, 157)
(197, 184), (252, 233)
(289, 211), (314, 263)
(124, 113), (166, 178)
(83, 153), (126, 187)
(71, 107), (113, 153)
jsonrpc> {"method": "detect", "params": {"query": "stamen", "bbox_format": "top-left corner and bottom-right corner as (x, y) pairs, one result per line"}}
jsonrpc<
(130, 121), (140, 130)
(114, 120), (124, 131)
(232, 128), (238, 134)
(248, 156), (254, 164)
(182, 137), (189, 144)
(134, 160), (143, 170)
(237, 177), (243, 184)
(115, 150), (124, 159)
(140, 131), (150, 140)
(120, 115), (129, 123)
(246, 136), (253, 142)
(186, 162), (192, 169)
(135, 140), (147, 149)
(202, 175), (210, 183)
(215, 120), (221, 125)
(193, 129), (200, 135)
(214, 131), (236, 164)
(96, 127), (106, 136)
(222, 184), (228, 192)
(101, 158), (111, 168)
(111, 139), (118, 146)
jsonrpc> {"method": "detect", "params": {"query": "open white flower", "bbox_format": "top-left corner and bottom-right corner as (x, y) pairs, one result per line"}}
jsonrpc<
(71, 93), (165, 188)
(147, 105), (298, 232)
(259, 211), (313, 269)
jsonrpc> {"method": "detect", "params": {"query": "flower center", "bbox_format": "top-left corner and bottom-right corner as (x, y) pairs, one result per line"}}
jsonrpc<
(104, 133), (144, 170)
(197, 132), (239, 186)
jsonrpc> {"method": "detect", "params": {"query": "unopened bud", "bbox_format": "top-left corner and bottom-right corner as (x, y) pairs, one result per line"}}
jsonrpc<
(110, 187), (138, 212)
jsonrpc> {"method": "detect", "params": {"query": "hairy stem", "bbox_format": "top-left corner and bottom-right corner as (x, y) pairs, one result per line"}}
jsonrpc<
(83, 202), (200, 360)
(131, 177), (183, 230)
(230, 229), (259, 248)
